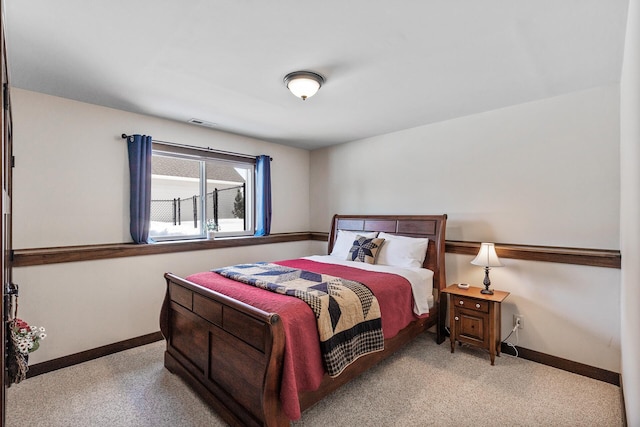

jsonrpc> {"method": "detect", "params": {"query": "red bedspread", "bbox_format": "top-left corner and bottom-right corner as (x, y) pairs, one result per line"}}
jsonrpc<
(186, 258), (423, 420)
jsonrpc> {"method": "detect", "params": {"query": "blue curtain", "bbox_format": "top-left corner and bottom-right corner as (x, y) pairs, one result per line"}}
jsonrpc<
(127, 134), (153, 243)
(254, 155), (272, 236)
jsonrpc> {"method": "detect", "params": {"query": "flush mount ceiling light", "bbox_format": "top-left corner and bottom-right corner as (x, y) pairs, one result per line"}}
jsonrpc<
(284, 71), (325, 100)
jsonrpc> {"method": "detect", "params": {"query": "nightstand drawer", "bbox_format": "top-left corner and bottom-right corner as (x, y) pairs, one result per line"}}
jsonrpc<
(452, 296), (489, 313)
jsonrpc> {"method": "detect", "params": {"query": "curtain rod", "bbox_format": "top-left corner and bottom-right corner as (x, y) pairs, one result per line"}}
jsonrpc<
(120, 134), (271, 161)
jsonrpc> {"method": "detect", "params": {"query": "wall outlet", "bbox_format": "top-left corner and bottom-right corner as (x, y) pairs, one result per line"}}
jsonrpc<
(513, 314), (524, 329)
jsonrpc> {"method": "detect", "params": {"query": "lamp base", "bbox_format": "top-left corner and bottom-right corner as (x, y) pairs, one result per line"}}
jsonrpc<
(481, 266), (493, 295)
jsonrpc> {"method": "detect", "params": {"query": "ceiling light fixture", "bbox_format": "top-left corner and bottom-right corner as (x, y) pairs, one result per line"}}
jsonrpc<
(284, 71), (325, 100)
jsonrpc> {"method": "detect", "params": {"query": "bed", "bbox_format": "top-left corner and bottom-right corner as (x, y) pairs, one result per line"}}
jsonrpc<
(159, 214), (447, 426)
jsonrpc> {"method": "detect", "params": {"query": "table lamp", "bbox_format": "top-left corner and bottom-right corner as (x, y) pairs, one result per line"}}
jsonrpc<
(471, 242), (503, 295)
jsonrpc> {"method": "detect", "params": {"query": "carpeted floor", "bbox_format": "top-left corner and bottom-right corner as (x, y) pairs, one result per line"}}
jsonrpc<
(6, 333), (623, 426)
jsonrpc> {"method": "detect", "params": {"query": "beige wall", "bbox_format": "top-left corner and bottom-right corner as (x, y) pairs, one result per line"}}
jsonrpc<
(11, 82), (625, 378)
(12, 88), (311, 248)
(14, 241), (317, 364)
(310, 86), (622, 372)
(11, 89), (314, 363)
(620, 0), (640, 423)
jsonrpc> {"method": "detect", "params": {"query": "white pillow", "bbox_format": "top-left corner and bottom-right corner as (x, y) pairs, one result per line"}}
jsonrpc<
(330, 230), (379, 259)
(376, 232), (429, 268)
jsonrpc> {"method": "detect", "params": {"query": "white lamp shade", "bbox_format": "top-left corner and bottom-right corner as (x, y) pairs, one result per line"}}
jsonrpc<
(470, 242), (503, 267)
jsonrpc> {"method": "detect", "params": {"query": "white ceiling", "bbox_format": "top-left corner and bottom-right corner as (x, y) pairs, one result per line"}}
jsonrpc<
(4, 1), (629, 150)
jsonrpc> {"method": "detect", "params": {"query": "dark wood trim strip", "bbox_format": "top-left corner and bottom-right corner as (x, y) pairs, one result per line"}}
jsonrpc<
(26, 331), (164, 378)
(447, 240), (621, 269)
(13, 233), (621, 269)
(13, 232), (313, 267)
(501, 342), (620, 386)
(310, 232), (329, 242)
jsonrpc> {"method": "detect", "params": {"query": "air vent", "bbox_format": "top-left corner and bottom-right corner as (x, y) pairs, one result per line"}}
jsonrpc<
(188, 118), (217, 128)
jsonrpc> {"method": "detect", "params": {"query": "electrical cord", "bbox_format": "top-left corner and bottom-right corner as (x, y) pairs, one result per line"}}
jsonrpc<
(501, 321), (520, 358)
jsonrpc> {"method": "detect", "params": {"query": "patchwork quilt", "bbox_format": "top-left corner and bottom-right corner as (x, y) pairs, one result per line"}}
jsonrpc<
(213, 262), (384, 377)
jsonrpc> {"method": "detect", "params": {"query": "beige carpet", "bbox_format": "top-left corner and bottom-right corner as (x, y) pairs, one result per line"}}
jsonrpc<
(6, 333), (623, 426)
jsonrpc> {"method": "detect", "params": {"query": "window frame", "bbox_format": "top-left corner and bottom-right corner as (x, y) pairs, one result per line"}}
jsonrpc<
(150, 142), (256, 241)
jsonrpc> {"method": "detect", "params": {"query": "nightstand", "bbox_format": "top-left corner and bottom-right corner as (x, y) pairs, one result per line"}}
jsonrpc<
(441, 284), (510, 365)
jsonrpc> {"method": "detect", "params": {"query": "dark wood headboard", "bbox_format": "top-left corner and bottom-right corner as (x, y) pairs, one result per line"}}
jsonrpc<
(328, 214), (448, 295)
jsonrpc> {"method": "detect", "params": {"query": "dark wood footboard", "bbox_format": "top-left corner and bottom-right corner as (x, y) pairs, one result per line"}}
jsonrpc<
(160, 272), (288, 427)
(161, 272), (441, 426)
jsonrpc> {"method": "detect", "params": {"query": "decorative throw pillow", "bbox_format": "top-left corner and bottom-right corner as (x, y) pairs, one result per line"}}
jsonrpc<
(330, 230), (379, 258)
(347, 236), (385, 264)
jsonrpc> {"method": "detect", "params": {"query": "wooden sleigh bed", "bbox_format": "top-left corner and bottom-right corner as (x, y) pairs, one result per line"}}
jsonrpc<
(159, 214), (447, 426)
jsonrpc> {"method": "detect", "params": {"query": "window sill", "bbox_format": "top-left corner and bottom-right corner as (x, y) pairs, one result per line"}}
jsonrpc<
(13, 232), (329, 267)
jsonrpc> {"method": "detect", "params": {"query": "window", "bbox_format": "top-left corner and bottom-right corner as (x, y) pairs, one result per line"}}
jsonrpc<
(149, 143), (255, 241)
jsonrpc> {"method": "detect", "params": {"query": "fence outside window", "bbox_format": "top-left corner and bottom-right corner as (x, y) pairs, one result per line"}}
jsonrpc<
(150, 184), (245, 231)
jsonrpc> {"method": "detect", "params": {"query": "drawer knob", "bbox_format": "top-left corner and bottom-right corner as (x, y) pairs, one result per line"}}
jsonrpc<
(476, 303), (481, 308)
(459, 301), (464, 305)
(454, 316), (459, 321)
